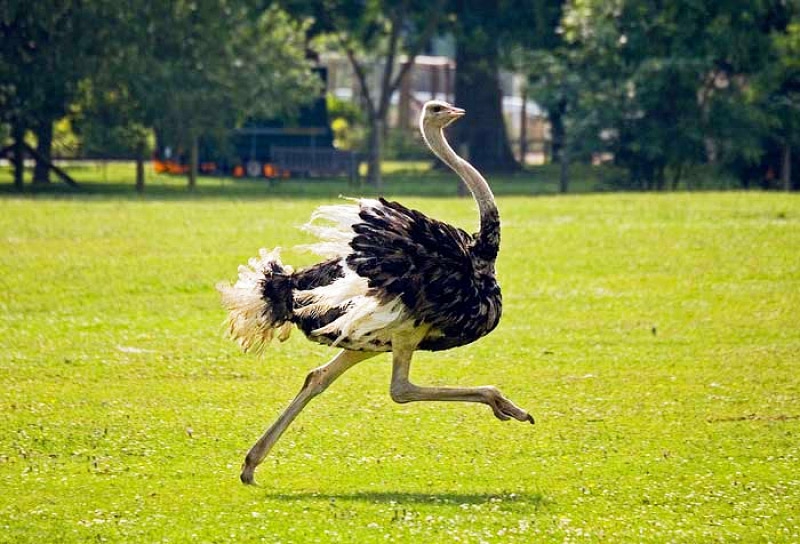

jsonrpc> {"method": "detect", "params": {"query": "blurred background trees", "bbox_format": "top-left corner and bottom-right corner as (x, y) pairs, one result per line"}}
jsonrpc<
(1, 0), (798, 191)
(1, 0), (318, 190)
(282, 0), (447, 187)
(551, 0), (798, 190)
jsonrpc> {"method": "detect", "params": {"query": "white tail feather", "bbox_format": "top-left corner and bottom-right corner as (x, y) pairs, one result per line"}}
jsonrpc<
(219, 198), (404, 352)
(294, 264), (406, 346)
(216, 247), (294, 353)
(300, 198), (381, 259)
(314, 296), (406, 347)
(294, 264), (367, 312)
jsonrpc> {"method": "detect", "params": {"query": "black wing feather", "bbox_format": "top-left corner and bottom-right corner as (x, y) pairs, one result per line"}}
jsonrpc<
(346, 198), (502, 350)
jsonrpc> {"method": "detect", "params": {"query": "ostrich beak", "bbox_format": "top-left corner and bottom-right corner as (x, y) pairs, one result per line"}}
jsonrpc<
(444, 106), (465, 127)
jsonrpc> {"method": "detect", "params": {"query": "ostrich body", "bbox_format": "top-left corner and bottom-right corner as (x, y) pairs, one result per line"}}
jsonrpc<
(218, 100), (533, 485)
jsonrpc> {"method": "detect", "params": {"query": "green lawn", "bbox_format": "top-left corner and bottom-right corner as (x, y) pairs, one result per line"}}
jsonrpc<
(0, 180), (798, 542)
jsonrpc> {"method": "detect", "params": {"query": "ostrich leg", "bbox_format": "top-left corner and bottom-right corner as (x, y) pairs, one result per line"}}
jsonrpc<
(241, 349), (376, 485)
(389, 339), (534, 424)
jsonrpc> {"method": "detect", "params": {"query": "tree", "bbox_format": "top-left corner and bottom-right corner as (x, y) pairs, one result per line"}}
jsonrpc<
(71, 80), (152, 192)
(506, 1), (586, 190)
(449, 0), (518, 173)
(752, 14), (800, 191)
(437, 0), (560, 176)
(284, 0), (446, 188)
(124, 2), (320, 190)
(522, 49), (583, 192)
(2, 1), (319, 192)
(447, 0), (559, 175)
(0, 0), (107, 186)
(558, 0), (796, 190)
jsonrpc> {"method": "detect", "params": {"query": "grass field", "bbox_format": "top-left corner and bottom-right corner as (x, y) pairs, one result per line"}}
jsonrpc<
(1, 174), (799, 542)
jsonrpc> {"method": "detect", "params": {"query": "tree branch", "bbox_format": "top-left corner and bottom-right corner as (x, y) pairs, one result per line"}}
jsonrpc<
(340, 34), (376, 119)
(377, 7), (404, 117)
(388, 0), (446, 95)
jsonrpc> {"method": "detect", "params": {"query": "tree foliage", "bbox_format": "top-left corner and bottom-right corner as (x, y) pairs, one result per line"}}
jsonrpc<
(86, 2), (320, 188)
(3, 0), (799, 192)
(450, 0), (517, 173)
(550, 0), (798, 190)
(0, 0), (113, 183)
(283, 0), (446, 187)
(1, 0), (319, 190)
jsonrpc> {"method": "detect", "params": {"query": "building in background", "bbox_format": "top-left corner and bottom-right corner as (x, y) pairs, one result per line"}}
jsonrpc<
(322, 52), (550, 165)
(153, 53), (550, 178)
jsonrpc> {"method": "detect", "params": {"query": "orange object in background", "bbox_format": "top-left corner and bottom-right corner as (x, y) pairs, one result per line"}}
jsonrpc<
(156, 159), (277, 179)
(165, 161), (188, 174)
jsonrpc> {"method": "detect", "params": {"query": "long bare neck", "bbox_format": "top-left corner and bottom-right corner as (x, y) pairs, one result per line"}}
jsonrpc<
(422, 121), (500, 261)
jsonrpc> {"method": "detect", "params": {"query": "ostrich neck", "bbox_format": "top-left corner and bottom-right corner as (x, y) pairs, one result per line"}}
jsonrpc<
(422, 123), (500, 261)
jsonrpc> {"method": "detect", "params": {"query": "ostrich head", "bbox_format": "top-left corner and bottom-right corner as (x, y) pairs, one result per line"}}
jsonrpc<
(421, 100), (465, 129)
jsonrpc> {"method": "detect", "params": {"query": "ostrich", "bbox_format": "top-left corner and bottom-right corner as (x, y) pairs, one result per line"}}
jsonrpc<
(218, 100), (533, 485)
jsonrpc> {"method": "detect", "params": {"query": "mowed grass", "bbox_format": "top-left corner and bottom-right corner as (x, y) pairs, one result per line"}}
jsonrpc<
(0, 185), (799, 542)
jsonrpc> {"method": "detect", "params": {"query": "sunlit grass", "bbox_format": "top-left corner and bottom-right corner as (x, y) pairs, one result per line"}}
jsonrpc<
(0, 187), (798, 542)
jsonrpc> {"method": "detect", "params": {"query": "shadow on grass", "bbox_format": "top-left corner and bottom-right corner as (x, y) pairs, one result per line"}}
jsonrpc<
(262, 490), (548, 508)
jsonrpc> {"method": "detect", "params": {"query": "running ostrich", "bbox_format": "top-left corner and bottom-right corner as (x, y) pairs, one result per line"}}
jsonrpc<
(218, 100), (533, 485)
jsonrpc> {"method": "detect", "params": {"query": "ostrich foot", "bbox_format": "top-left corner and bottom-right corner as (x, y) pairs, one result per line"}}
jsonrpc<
(240, 462), (258, 485)
(487, 390), (535, 424)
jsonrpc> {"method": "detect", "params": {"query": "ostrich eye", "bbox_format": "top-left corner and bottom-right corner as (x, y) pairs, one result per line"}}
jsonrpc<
(431, 105), (443, 113)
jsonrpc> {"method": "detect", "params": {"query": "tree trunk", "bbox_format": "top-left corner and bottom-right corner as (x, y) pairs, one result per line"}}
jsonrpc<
(671, 164), (684, 191)
(782, 142), (792, 192)
(655, 164), (666, 191)
(551, 98), (569, 193)
(398, 65), (412, 131)
(559, 138), (569, 194)
(188, 135), (198, 191)
(135, 141), (145, 194)
(33, 119), (53, 184)
(366, 117), (383, 189)
(12, 121), (25, 191)
(549, 99), (567, 164)
(519, 88), (528, 166)
(343, 2), (442, 188)
(453, 0), (518, 174)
